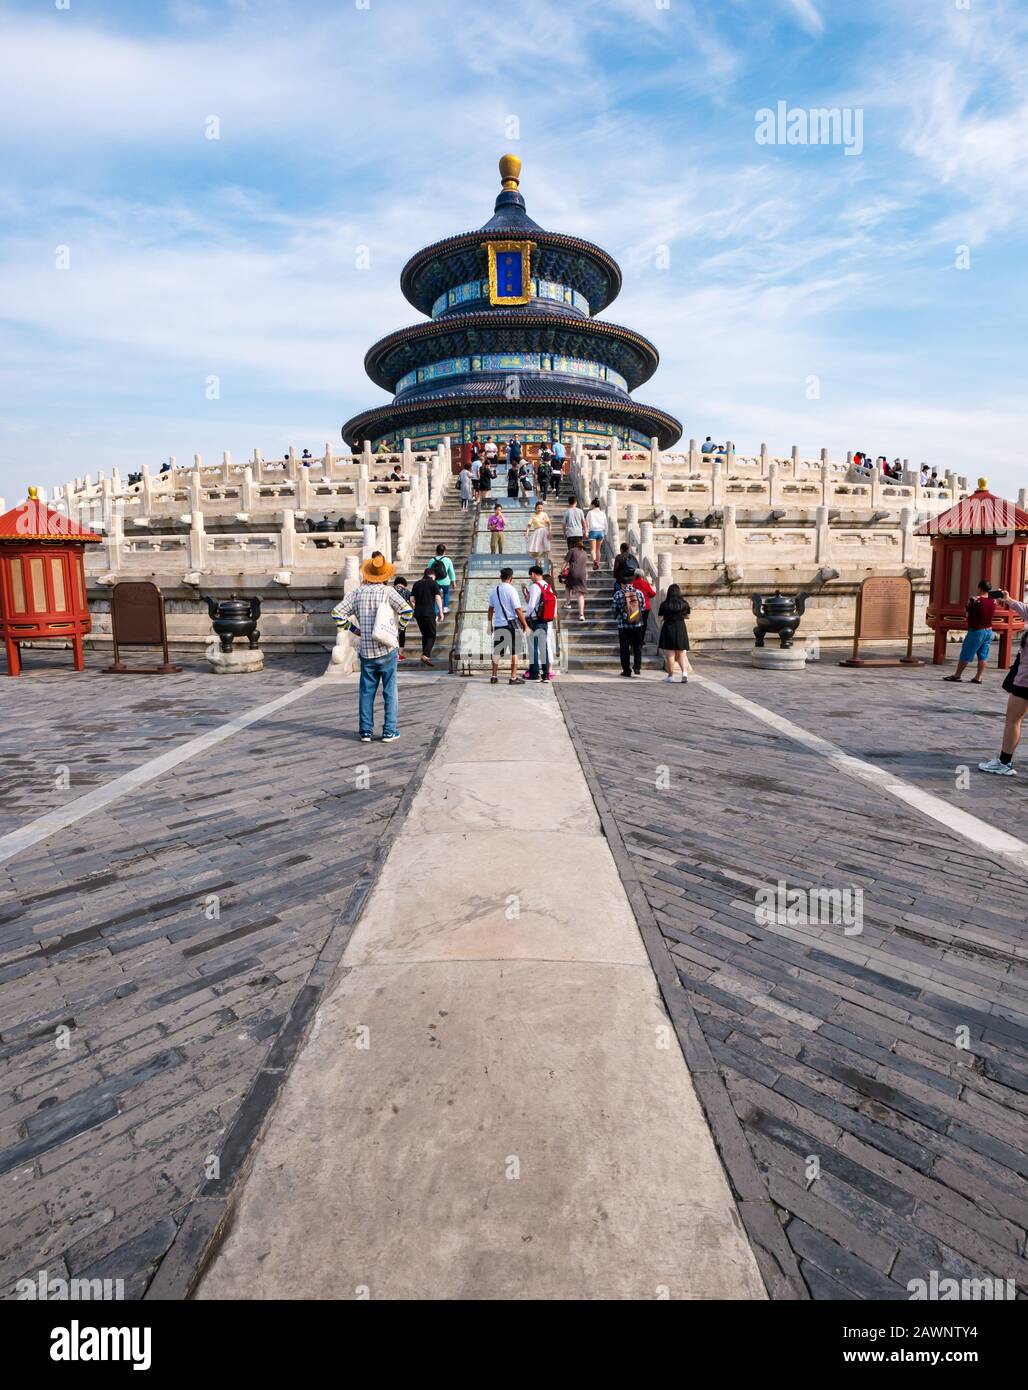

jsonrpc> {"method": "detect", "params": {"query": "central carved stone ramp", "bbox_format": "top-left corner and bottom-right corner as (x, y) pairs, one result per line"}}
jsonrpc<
(196, 681), (764, 1300)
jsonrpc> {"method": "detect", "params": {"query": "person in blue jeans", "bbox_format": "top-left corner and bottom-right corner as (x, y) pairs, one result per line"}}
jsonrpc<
(331, 552), (413, 742)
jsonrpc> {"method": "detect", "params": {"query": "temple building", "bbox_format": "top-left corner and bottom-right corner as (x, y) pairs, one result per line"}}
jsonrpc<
(342, 155), (682, 459)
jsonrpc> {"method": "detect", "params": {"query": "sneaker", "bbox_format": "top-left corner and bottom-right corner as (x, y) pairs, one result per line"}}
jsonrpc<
(680, 674), (689, 684)
(359, 734), (372, 743)
(664, 674), (676, 683)
(381, 732), (400, 743)
(978, 757), (1016, 776)
(398, 652), (406, 662)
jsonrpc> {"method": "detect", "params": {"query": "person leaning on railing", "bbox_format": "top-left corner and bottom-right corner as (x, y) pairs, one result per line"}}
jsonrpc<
(978, 590), (1028, 777)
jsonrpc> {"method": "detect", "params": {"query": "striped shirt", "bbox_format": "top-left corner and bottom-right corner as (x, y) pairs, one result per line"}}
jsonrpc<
(332, 583), (413, 660)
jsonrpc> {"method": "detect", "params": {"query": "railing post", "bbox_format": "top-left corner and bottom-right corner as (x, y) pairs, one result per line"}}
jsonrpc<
(820, 461), (831, 507)
(222, 450), (232, 484)
(722, 503), (738, 565)
(357, 464), (370, 511)
(362, 522), (377, 562)
(362, 439), (373, 468)
(767, 459), (780, 508)
(711, 457), (725, 508)
(141, 464), (153, 513)
(188, 511), (206, 570)
(376, 504), (392, 562)
(900, 505), (915, 565)
(241, 466), (256, 513)
(279, 508), (296, 566)
(688, 437), (698, 470)
(815, 505), (830, 565)
(403, 437), (414, 471)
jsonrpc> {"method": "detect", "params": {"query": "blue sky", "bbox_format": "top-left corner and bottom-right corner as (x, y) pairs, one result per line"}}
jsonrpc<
(2, 0), (1027, 503)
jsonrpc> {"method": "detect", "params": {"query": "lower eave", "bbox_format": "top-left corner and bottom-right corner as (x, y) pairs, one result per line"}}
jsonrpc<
(342, 390), (682, 450)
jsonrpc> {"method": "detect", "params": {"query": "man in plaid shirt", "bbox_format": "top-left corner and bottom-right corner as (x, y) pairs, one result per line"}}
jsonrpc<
(332, 552), (413, 742)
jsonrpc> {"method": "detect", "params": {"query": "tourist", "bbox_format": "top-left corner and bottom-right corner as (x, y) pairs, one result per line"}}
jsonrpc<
(612, 559), (647, 676)
(613, 542), (635, 583)
(657, 584), (691, 683)
(519, 462), (533, 503)
(389, 465), (404, 483)
(160, 460), (172, 474)
(499, 441), (508, 469)
(331, 551), (412, 742)
(488, 566), (528, 684)
(506, 461), (519, 500)
(484, 436), (498, 463)
(585, 497), (607, 570)
(431, 543), (456, 616)
(919, 464), (930, 487)
(701, 436), (715, 454)
(509, 435), (522, 469)
(550, 446), (563, 499)
(536, 452), (552, 501)
(560, 538), (589, 621)
(459, 464), (474, 512)
(979, 590), (1028, 776)
(488, 502), (506, 554)
(551, 437), (566, 472)
(929, 468), (941, 489)
(945, 580), (996, 685)
(393, 575), (411, 663)
(478, 460), (494, 504)
(630, 566), (657, 641)
(522, 565), (557, 681)
(471, 452), (482, 503)
(526, 500), (552, 565)
(411, 565), (444, 666)
(563, 494), (585, 545)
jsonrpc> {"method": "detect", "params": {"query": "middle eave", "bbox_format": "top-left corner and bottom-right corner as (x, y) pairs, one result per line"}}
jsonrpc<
(365, 312), (660, 393)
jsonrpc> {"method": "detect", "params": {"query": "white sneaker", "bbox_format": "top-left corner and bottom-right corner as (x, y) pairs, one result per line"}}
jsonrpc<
(664, 674), (676, 683)
(979, 757), (1017, 776)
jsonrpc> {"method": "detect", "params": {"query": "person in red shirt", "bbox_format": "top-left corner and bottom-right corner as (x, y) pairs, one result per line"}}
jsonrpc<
(631, 571), (657, 643)
(944, 579), (997, 684)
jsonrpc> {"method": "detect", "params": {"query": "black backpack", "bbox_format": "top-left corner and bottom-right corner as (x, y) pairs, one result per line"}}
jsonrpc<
(431, 558), (447, 581)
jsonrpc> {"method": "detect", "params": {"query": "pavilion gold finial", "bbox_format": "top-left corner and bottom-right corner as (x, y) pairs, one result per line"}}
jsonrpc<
(499, 153), (521, 191)
(977, 477), (988, 492)
(27, 486), (38, 500)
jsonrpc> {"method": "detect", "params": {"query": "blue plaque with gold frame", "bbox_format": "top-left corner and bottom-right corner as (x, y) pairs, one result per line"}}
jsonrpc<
(483, 240), (534, 305)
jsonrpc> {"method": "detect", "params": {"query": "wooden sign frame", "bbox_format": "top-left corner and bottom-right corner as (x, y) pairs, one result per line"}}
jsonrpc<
(839, 575), (924, 667)
(103, 581), (181, 674)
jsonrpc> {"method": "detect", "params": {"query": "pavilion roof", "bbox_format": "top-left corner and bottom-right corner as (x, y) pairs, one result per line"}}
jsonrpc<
(917, 482), (1028, 537)
(0, 493), (102, 542)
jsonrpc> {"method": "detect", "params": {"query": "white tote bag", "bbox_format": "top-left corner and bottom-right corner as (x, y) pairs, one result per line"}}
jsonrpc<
(371, 594), (399, 650)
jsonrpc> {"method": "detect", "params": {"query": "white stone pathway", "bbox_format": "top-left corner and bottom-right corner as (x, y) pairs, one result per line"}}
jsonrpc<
(197, 681), (765, 1300)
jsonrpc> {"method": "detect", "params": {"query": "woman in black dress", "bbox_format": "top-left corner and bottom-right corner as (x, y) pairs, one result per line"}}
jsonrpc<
(657, 583), (691, 683)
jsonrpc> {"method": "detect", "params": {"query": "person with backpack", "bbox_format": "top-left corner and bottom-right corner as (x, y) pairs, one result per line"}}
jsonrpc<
(508, 435), (522, 470)
(522, 565), (557, 681)
(658, 583), (692, 683)
(410, 566), (444, 666)
(612, 559), (647, 676)
(393, 575), (412, 663)
(506, 459), (519, 500)
(518, 462), (533, 503)
(431, 543), (455, 617)
(560, 537), (589, 621)
(548, 444), (563, 500)
(537, 453), (552, 501)
(478, 461), (494, 504)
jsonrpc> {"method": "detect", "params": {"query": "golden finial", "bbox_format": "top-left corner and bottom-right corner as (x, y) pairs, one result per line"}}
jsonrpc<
(977, 477), (988, 492)
(499, 153), (521, 191)
(27, 486), (38, 500)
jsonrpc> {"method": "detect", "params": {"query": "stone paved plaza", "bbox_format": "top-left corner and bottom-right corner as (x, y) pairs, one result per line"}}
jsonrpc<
(1, 646), (1026, 1300)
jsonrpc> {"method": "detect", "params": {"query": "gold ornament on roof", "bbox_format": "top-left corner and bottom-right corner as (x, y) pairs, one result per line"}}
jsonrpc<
(977, 477), (988, 492)
(499, 153), (521, 191)
(27, 486), (39, 500)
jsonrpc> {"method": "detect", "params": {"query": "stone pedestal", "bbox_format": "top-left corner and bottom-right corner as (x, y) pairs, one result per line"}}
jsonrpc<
(205, 639), (264, 674)
(750, 644), (806, 672)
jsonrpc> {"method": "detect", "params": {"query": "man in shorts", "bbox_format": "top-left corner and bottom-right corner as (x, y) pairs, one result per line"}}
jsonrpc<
(488, 566), (528, 685)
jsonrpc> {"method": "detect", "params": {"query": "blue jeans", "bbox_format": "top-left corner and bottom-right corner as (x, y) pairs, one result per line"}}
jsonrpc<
(359, 651), (399, 737)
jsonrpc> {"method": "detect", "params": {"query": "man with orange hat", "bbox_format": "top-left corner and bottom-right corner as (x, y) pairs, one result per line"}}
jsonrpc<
(331, 551), (413, 743)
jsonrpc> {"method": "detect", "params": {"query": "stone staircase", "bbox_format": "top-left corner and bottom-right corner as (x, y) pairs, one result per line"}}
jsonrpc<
(526, 492), (662, 671)
(398, 484), (475, 665)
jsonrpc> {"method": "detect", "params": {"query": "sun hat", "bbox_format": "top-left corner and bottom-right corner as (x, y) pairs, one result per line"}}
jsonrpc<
(361, 553), (396, 583)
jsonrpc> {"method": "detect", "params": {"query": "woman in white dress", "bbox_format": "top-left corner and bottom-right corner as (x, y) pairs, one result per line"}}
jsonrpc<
(526, 501), (552, 566)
